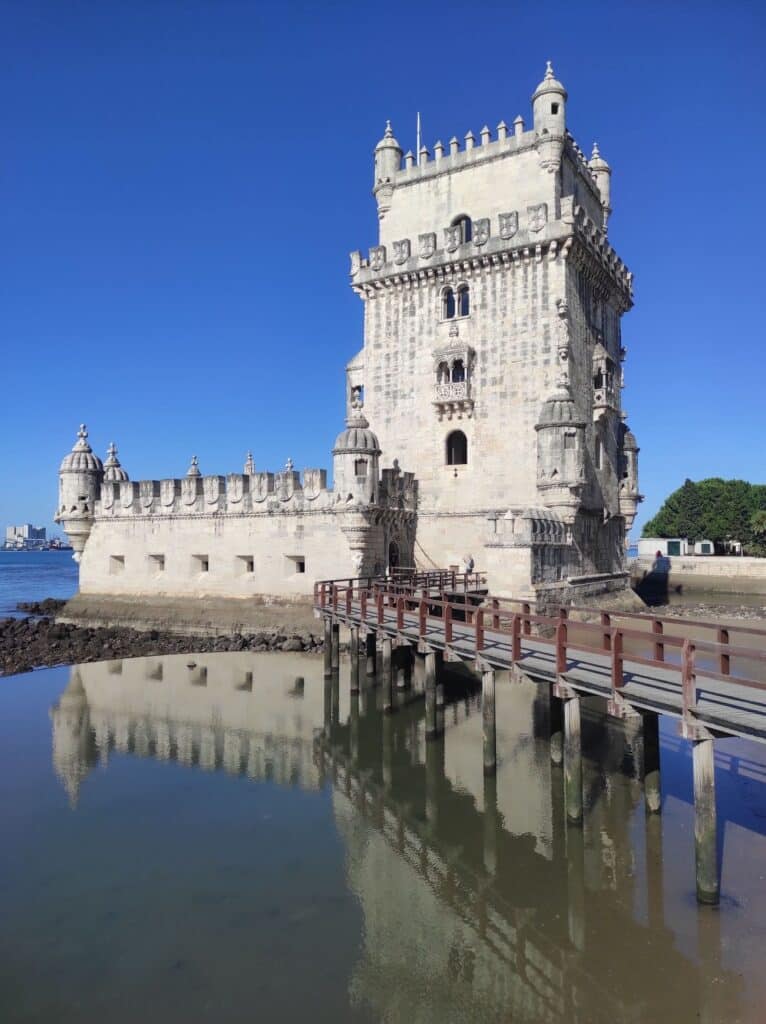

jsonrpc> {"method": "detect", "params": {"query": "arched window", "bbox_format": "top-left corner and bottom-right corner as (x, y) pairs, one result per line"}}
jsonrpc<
(451, 359), (465, 383)
(451, 214), (472, 244)
(437, 361), (450, 384)
(457, 284), (470, 317)
(442, 287), (455, 319)
(446, 430), (468, 466)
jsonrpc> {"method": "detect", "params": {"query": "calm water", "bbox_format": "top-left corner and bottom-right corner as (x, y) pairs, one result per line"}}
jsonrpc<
(0, 550), (79, 616)
(1, 650), (764, 1022)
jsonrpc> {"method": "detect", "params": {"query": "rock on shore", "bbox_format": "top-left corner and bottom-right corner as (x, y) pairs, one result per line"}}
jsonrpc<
(0, 615), (324, 677)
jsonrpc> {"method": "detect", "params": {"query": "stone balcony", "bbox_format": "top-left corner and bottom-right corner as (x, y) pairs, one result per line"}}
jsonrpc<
(433, 380), (473, 420)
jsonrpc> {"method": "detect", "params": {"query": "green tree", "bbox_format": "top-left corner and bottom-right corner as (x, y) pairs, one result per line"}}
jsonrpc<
(643, 478), (766, 554)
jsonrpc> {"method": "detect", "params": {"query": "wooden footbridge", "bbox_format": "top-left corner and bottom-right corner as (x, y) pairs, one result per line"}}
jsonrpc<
(314, 569), (766, 904)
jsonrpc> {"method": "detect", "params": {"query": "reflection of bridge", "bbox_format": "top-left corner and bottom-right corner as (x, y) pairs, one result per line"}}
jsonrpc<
(316, 571), (766, 904)
(315, 670), (741, 1023)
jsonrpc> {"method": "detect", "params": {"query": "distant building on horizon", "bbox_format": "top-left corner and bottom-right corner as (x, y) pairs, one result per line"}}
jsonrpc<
(4, 523), (47, 549)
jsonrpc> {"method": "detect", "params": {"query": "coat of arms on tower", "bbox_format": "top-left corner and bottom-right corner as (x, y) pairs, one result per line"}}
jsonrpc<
(251, 472), (271, 503)
(140, 480), (155, 509)
(369, 246), (386, 272)
(227, 474), (244, 504)
(102, 482), (115, 511)
(275, 471), (295, 502)
(419, 233), (436, 260)
(528, 203), (548, 233)
(181, 477), (198, 506)
(204, 476), (222, 506)
(473, 218), (490, 247)
(499, 211), (518, 239)
(303, 468), (325, 500)
(120, 481), (136, 509)
(444, 226), (461, 253)
(393, 239), (410, 265)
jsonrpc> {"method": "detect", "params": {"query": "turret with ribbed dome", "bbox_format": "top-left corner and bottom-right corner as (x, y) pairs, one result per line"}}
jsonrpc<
(532, 60), (567, 171)
(373, 120), (402, 220)
(333, 403), (381, 506)
(103, 442), (129, 483)
(55, 425), (104, 560)
(588, 142), (612, 232)
(535, 382), (586, 524)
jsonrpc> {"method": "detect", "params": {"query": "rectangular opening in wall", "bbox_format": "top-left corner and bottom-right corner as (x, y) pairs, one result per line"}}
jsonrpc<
(237, 555), (255, 574)
(285, 554), (306, 575)
(149, 554), (165, 572)
(192, 555), (209, 573)
(109, 555), (125, 575)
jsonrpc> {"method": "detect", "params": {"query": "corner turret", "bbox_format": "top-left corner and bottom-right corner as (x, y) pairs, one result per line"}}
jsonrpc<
(103, 442), (129, 482)
(332, 402), (381, 507)
(619, 424), (642, 535)
(55, 425), (103, 561)
(535, 382), (586, 524)
(589, 142), (612, 233)
(532, 61), (567, 171)
(373, 121), (402, 220)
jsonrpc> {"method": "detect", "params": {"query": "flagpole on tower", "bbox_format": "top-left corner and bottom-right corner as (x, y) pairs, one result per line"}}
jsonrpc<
(416, 111), (421, 166)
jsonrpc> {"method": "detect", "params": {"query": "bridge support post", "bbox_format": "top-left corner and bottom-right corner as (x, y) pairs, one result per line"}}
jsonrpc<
(349, 692), (359, 763)
(482, 669), (497, 776)
(566, 820), (586, 951)
(424, 651), (438, 738)
(425, 732), (443, 828)
(550, 686), (564, 766)
(365, 631), (377, 676)
(642, 711), (662, 814)
(382, 638), (394, 714)
(564, 695), (583, 825)
(382, 713), (393, 788)
(331, 623), (340, 672)
(323, 618), (333, 677)
(396, 647), (411, 690)
(483, 772), (498, 876)
(349, 626), (360, 694)
(693, 737), (719, 905)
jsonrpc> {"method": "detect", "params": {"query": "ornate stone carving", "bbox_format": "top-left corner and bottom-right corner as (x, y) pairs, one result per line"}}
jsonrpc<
(444, 225), (461, 253)
(349, 250), (362, 276)
(369, 246), (386, 272)
(227, 474), (244, 504)
(181, 477), (198, 507)
(120, 481), (136, 509)
(393, 239), (410, 265)
(101, 482), (115, 511)
(473, 218), (490, 247)
(251, 473), (272, 503)
(418, 232), (436, 259)
(204, 476), (222, 506)
(160, 480), (176, 507)
(555, 298), (571, 384)
(499, 211), (518, 239)
(528, 203), (548, 232)
(140, 480), (155, 509)
(303, 468), (326, 500)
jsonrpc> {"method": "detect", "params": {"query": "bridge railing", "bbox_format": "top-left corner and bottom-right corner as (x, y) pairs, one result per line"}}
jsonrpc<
(314, 573), (766, 735)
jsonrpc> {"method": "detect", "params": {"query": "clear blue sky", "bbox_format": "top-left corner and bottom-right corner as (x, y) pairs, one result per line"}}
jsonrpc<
(1, 0), (764, 538)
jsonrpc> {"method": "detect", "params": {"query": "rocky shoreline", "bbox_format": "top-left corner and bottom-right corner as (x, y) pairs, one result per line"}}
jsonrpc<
(1, 600), (324, 677)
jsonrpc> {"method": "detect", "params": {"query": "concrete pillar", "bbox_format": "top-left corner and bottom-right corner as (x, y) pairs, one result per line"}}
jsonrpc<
(642, 711), (662, 814)
(331, 623), (340, 672)
(323, 618), (333, 677)
(693, 737), (719, 905)
(349, 626), (360, 694)
(365, 631), (377, 676)
(424, 651), (438, 738)
(382, 638), (393, 714)
(482, 669), (497, 776)
(564, 696), (583, 825)
(550, 685), (564, 765)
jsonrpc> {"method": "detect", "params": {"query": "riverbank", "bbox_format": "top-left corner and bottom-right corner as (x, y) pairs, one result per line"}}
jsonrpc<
(0, 605), (324, 677)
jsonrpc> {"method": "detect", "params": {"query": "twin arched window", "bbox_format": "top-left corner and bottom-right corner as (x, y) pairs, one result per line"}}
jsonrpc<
(446, 430), (468, 466)
(442, 285), (470, 320)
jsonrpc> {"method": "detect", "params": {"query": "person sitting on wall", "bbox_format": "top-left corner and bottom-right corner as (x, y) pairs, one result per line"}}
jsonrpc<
(464, 553), (475, 574)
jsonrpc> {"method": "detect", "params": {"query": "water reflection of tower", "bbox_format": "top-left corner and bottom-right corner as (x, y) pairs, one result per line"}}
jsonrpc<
(50, 670), (97, 807)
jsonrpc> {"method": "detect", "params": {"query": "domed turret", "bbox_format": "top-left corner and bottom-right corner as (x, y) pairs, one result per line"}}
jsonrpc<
(535, 383), (585, 523)
(589, 142), (612, 232)
(103, 442), (129, 482)
(333, 404), (381, 506)
(55, 425), (104, 561)
(532, 61), (567, 171)
(373, 121), (402, 219)
(50, 670), (93, 808)
(619, 423), (642, 533)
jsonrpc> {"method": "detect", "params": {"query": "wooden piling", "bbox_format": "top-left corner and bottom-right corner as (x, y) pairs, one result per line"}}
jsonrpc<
(331, 622), (340, 671)
(482, 668), (497, 776)
(550, 686), (564, 766)
(564, 696), (583, 825)
(424, 651), (438, 738)
(365, 631), (376, 676)
(323, 617), (333, 677)
(693, 737), (719, 905)
(382, 637), (393, 714)
(349, 626), (360, 694)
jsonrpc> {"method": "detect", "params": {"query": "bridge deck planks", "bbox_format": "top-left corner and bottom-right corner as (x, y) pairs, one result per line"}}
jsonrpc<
(329, 599), (766, 744)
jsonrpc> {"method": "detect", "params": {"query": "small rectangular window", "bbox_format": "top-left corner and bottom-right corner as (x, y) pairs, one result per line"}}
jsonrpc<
(285, 555), (306, 575)
(551, 103), (559, 115)
(149, 554), (165, 572)
(109, 555), (125, 575)
(237, 555), (255, 574)
(354, 459), (368, 477)
(192, 555), (209, 573)
(564, 434), (575, 450)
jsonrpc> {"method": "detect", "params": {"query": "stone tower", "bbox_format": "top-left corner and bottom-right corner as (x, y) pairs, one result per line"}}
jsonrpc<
(348, 63), (641, 599)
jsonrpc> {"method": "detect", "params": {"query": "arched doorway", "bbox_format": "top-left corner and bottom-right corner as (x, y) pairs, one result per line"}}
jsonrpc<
(388, 540), (400, 574)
